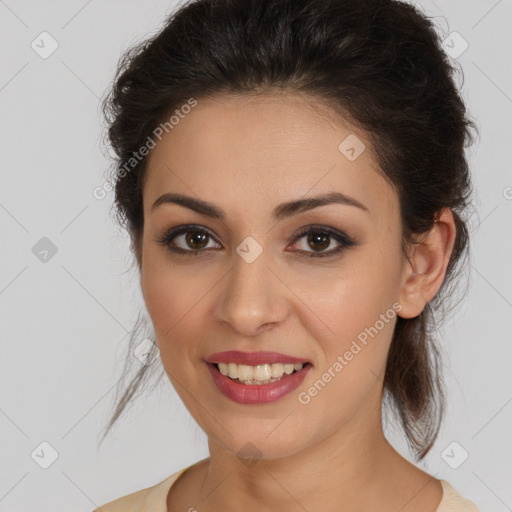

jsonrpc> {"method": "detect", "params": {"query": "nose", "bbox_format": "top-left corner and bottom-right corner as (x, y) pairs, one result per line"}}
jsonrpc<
(214, 247), (291, 337)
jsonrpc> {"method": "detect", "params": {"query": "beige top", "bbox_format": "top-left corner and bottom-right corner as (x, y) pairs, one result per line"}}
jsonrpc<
(92, 466), (482, 512)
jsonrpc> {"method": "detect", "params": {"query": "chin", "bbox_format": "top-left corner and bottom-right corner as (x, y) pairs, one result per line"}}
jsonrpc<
(209, 423), (311, 463)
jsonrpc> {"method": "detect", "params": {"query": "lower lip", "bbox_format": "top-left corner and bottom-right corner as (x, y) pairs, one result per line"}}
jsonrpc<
(206, 362), (312, 404)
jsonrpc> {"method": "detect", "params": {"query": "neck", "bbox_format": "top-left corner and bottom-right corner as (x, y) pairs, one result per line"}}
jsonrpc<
(193, 400), (436, 512)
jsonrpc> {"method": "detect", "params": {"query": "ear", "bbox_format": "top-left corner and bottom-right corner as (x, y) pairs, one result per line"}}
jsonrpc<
(397, 208), (457, 319)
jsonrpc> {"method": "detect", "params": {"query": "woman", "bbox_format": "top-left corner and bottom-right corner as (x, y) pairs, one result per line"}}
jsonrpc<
(93, 0), (481, 510)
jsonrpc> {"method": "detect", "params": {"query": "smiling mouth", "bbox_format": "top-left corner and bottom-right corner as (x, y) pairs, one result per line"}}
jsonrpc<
(211, 362), (312, 385)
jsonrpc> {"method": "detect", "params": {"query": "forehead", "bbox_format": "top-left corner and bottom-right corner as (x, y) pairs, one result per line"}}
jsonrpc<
(143, 92), (399, 225)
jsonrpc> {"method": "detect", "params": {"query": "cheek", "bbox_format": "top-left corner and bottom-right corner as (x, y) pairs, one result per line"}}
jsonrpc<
(287, 254), (399, 344)
(285, 255), (400, 397)
(140, 254), (215, 360)
(293, 278), (398, 429)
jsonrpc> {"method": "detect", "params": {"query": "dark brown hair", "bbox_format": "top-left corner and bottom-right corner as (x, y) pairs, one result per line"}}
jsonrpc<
(98, 0), (478, 461)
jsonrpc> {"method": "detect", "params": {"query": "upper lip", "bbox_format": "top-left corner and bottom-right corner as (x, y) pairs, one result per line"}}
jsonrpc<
(205, 350), (310, 366)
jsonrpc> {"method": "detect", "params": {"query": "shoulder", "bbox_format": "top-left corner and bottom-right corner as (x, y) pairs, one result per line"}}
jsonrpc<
(91, 486), (150, 512)
(438, 480), (482, 512)
(90, 469), (186, 512)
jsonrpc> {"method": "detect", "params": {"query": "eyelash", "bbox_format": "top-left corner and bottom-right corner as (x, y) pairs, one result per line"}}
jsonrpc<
(156, 224), (356, 259)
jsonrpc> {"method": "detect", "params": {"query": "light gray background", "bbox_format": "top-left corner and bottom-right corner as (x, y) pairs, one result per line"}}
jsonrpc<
(1, 0), (511, 510)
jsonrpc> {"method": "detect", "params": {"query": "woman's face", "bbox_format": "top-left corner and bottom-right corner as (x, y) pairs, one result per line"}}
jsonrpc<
(140, 92), (413, 460)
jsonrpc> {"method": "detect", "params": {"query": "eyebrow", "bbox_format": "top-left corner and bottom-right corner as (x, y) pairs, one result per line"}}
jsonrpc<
(150, 191), (369, 221)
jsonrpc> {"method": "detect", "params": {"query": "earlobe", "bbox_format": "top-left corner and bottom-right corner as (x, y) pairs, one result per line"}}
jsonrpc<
(397, 208), (457, 319)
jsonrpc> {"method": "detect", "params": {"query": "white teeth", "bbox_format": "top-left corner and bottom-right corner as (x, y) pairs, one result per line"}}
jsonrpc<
(227, 363), (238, 379)
(270, 363), (284, 378)
(237, 363), (253, 381)
(217, 362), (304, 383)
(253, 364), (272, 381)
(283, 363), (295, 375)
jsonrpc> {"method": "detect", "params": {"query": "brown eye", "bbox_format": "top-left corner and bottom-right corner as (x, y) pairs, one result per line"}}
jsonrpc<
(157, 225), (220, 255)
(183, 230), (209, 250)
(290, 226), (356, 258)
(305, 232), (331, 252)
(157, 224), (356, 259)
